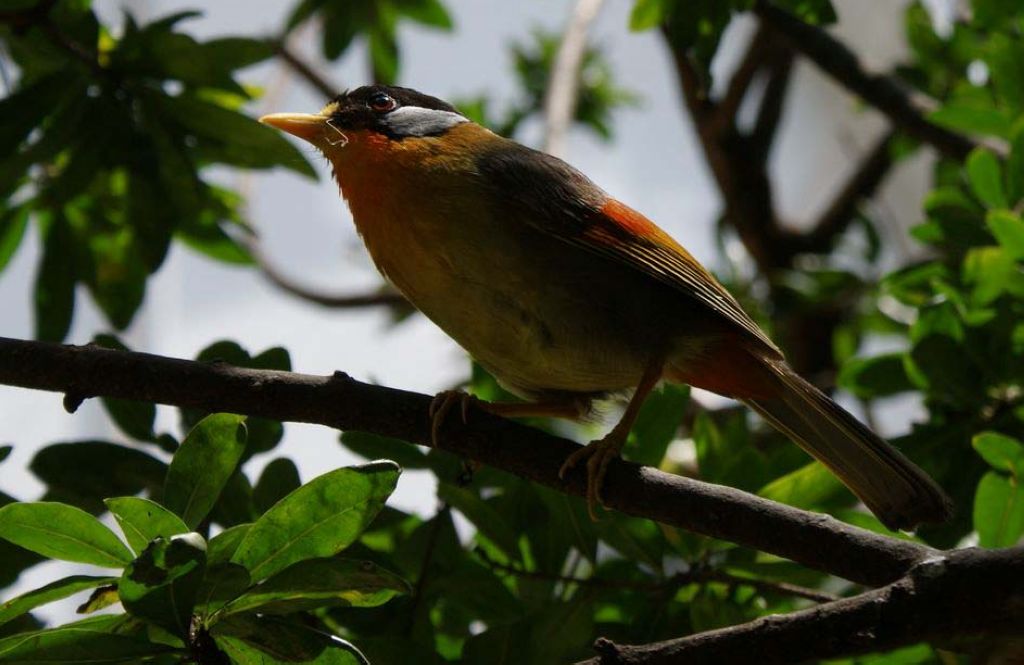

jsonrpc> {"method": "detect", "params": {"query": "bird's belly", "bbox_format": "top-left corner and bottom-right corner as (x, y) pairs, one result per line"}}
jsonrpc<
(356, 205), (671, 397)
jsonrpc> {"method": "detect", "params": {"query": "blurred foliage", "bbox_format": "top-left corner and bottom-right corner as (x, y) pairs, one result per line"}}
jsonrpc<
(0, 1), (311, 342)
(456, 29), (638, 141)
(286, 0), (453, 83)
(1, 0), (1023, 663)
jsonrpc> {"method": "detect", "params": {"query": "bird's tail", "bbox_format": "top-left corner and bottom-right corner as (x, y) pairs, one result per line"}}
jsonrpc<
(744, 362), (953, 531)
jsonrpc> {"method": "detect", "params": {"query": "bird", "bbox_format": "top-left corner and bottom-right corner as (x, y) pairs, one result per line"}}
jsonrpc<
(260, 84), (953, 531)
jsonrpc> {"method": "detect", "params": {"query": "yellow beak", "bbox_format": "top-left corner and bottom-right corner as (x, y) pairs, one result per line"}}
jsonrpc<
(259, 113), (328, 143)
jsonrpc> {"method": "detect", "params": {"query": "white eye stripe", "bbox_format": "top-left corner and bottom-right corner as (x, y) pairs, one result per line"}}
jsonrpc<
(382, 106), (468, 137)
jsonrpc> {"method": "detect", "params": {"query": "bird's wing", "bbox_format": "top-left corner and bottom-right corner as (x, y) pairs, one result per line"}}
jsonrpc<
(476, 141), (781, 356)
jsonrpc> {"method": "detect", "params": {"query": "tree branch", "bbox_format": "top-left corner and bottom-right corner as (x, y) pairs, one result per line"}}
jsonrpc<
(794, 129), (895, 254)
(748, 42), (794, 163)
(710, 26), (772, 135)
(0, 336), (931, 587)
(583, 545), (1024, 664)
(542, 0), (605, 158)
(478, 550), (839, 603)
(245, 238), (407, 309)
(274, 39), (339, 100)
(663, 27), (791, 273)
(752, 1), (996, 161)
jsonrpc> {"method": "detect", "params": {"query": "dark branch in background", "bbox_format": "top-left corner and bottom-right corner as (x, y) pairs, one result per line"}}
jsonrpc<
(0, 336), (930, 587)
(796, 129), (895, 254)
(477, 549), (839, 603)
(584, 545), (1024, 665)
(660, 17), (908, 378)
(664, 25), (795, 274)
(274, 39), (339, 100)
(752, 1), (997, 161)
(245, 237), (407, 309)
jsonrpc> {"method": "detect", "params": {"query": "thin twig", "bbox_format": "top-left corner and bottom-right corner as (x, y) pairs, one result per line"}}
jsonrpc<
(274, 39), (340, 100)
(245, 236), (407, 309)
(753, 0), (1001, 160)
(542, 0), (605, 158)
(478, 550), (839, 603)
(795, 129), (896, 254)
(711, 26), (772, 135)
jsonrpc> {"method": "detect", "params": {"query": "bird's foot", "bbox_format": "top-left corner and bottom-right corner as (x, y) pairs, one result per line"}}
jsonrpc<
(428, 390), (479, 448)
(558, 432), (626, 521)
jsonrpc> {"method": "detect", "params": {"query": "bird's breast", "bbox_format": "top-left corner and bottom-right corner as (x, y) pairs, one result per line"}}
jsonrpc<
(327, 131), (706, 397)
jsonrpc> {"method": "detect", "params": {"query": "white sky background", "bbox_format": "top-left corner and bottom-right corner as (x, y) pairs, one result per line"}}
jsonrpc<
(0, 0), (952, 622)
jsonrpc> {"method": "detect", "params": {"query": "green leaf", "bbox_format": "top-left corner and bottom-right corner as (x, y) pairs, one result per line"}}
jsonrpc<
(91, 335), (157, 441)
(962, 246), (1015, 305)
(1008, 123), (1024, 205)
(368, 27), (400, 85)
(0, 576), (115, 628)
(966, 149), (1007, 208)
(398, 0), (454, 29)
(905, 335), (981, 404)
(973, 472), (1024, 548)
(118, 533), (207, 636)
(177, 219), (253, 265)
(437, 483), (519, 558)
(0, 502), (133, 568)
(33, 214), (77, 342)
(159, 94), (316, 179)
(629, 0), (667, 30)
(0, 73), (71, 155)
(186, 342), (288, 459)
(930, 104), (1014, 139)
(626, 384), (688, 466)
(837, 353), (914, 399)
(987, 33), (1024, 112)
(253, 458), (302, 514)
(223, 557), (408, 616)
(231, 462), (400, 581)
(76, 585), (120, 615)
(195, 563), (251, 617)
(201, 37), (275, 72)
(340, 431), (430, 469)
(973, 0), (1021, 26)
(31, 441), (167, 514)
(104, 497), (189, 555)
(972, 432), (1024, 475)
(987, 210), (1024, 260)
(208, 524), (251, 567)
(758, 461), (847, 510)
(0, 623), (175, 663)
(0, 206), (29, 274)
(911, 302), (964, 343)
(163, 413), (248, 528)
(213, 615), (366, 665)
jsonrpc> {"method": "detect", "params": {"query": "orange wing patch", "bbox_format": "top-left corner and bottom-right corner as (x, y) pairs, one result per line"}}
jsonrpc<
(597, 199), (700, 260)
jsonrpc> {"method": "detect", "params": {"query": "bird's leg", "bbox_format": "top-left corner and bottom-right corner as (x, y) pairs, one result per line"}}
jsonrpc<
(558, 357), (665, 520)
(428, 390), (585, 448)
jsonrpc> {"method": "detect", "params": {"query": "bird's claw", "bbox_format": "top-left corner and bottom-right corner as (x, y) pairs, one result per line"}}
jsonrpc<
(429, 390), (478, 448)
(558, 434), (625, 521)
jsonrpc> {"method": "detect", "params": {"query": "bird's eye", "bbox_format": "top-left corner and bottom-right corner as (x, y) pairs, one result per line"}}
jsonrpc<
(368, 93), (396, 113)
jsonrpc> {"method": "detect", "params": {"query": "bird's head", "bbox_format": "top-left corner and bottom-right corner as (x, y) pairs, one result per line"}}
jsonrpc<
(260, 85), (470, 158)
